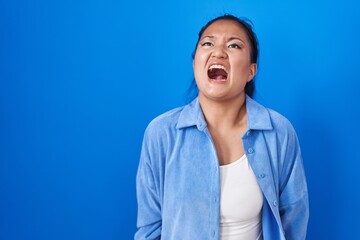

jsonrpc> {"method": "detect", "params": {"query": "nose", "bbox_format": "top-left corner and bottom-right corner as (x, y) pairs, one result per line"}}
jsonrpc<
(211, 45), (227, 58)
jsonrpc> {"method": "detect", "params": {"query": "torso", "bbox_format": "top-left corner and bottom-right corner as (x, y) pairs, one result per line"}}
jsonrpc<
(208, 122), (247, 165)
(219, 155), (263, 240)
(200, 95), (248, 166)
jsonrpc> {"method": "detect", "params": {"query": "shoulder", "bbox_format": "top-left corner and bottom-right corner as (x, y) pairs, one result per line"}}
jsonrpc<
(246, 96), (297, 138)
(143, 105), (185, 141)
(147, 106), (184, 130)
(144, 97), (201, 137)
(264, 107), (300, 147)
(267, 108), (296, 133)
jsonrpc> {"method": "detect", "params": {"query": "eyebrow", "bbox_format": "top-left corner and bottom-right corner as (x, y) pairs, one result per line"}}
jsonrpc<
(201, 35), (246, 44)
(201, 35), (215, 39)
(228, 37), (246, 44)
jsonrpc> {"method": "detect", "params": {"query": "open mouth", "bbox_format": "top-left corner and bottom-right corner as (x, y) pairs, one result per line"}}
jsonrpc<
(208, 64), (228, 81)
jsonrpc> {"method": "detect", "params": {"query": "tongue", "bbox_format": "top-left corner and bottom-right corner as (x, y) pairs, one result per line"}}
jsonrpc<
(214, 75), (226, 81)
(209, 68), (227, 80)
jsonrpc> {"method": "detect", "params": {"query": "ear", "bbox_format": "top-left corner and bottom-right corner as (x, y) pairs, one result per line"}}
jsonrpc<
(247, 63), (257, 82)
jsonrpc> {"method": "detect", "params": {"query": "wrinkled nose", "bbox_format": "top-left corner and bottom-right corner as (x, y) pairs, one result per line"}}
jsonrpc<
(211, 45), (227, 58)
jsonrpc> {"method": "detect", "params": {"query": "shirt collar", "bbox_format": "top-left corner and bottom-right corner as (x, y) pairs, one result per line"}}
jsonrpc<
(176, 95), (273, 131)
(246, 95), (273, 130)
(176, 97), (207, 130)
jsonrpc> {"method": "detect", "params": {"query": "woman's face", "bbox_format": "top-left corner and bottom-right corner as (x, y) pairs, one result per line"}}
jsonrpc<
(193, 20), (257, 102)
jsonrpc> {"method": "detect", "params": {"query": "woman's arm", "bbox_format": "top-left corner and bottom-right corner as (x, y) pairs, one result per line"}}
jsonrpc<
(135, 131), (162, 240)
(279, 126), (309, 240)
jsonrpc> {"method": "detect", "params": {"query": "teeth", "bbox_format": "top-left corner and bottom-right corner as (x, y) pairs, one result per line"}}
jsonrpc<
(209, 64), (227, 71)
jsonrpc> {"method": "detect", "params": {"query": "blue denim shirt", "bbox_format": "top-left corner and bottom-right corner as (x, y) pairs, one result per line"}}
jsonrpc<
(135, 96), (309, 240)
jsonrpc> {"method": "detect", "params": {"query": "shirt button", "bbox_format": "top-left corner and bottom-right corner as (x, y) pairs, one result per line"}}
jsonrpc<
(259, 173), (265, 178)
(214, 198), (217, 203)
(247, 148), (254, 154)
(273, 200), (278, 207)
(246, 131), (251, 137)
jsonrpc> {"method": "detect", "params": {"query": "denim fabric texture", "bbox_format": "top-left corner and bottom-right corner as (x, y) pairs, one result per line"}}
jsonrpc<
(135, 96), (309, 240)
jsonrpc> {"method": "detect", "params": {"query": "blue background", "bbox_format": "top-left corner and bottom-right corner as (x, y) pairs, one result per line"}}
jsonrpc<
(1, 0), (360, 239)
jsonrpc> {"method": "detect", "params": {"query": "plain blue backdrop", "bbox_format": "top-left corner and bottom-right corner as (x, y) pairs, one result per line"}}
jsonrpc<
(1, 0), (360, 239)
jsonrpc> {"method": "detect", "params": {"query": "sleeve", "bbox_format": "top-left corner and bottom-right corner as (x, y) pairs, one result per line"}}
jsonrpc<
(279, 125), (309, 240)
(134, 129), (162, 240)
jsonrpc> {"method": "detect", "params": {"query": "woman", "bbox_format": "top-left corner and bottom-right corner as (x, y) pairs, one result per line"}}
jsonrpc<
(135, 14), (309, 240)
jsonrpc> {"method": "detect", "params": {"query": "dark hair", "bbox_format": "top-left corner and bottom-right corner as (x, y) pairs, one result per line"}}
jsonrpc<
(187, 14), (259, 101)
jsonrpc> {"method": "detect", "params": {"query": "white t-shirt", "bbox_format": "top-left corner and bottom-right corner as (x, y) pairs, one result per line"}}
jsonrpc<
(219, 154), (263, 240)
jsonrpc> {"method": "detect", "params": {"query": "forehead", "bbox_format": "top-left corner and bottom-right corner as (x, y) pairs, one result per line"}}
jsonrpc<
(201, 20), (248, 38)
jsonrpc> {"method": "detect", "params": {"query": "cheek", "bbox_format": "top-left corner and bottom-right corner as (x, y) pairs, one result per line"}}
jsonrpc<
(194, 49), (210, 64)
(193, 55), (201, 67)
(231, 57), (252, 75)
(193, 54), (205, 74)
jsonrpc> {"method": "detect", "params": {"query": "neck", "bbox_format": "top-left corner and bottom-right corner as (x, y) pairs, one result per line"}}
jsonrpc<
(198, 94), (247, 129)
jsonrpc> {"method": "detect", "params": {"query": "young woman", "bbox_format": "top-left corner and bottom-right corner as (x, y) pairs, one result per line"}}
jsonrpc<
(135, 14), (309, 240)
